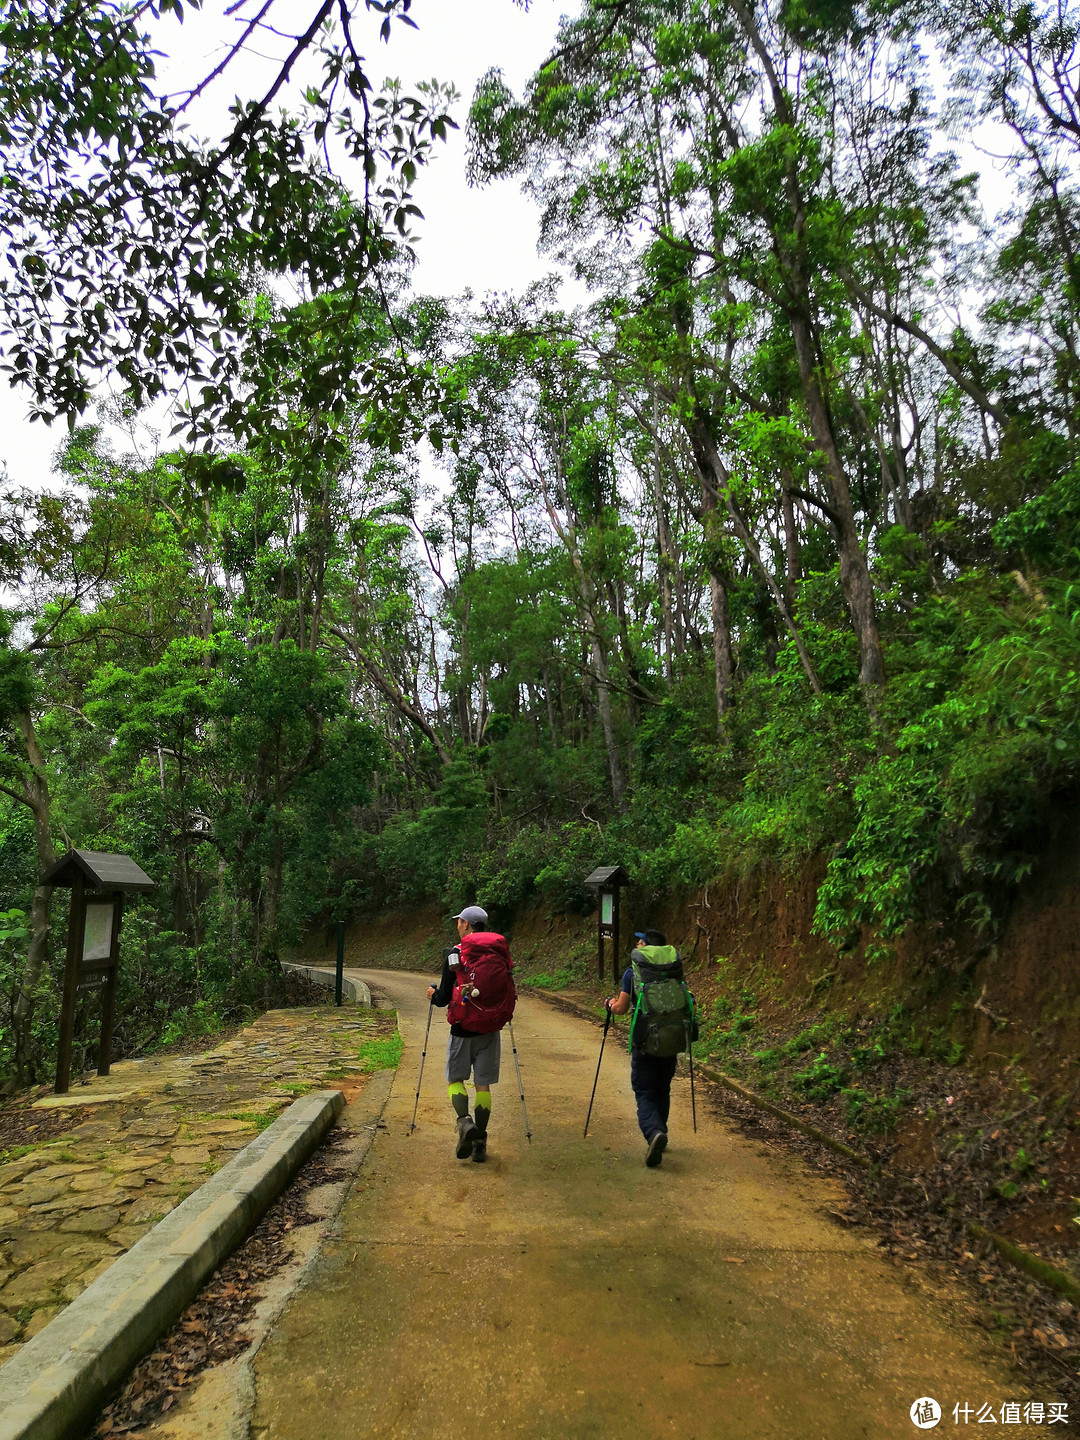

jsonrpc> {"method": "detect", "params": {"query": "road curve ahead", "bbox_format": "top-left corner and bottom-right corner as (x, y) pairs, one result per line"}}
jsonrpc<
(251, 969), (1032, 1440)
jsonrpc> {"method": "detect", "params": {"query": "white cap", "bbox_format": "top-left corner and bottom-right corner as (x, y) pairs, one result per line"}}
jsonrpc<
(452, 905), (488, 926)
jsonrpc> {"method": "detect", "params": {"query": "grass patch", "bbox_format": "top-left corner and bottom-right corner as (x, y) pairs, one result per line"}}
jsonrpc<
(750, 1046), (783, 1071)
(841, 1086), (912, 1134)
(528, 967), (577, 991)
(221, 1110), (277, 1133)
(353, 1032), (403, 1072)
(792, 1051), (849, 1101)
(0, 1144), (37, 1163)
(705, 1012), (757, 1056)
(784, 1020), (839, 1056)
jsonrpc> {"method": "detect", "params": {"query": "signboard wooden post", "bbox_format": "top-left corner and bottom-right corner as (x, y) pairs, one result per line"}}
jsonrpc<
(583, 865), (630, 986)
(42, 850), (155, 1094)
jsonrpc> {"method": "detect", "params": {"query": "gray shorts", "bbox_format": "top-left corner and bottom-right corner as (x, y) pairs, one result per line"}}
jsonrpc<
(445, 1030), (501, 1086)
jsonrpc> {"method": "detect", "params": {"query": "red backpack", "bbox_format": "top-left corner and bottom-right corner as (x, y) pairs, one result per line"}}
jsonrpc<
(446, 931), (516, 1035)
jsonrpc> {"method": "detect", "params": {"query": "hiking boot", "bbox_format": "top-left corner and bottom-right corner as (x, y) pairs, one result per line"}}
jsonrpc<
(472, 1134), (487, 1163)
(455, 1114), (479, 1159)
(645, 1131), (668, 1168)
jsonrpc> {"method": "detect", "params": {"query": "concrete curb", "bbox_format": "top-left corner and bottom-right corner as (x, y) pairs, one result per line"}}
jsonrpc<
(690, 1061), (871, 1166)
(150, 1068), (399, 1440)
(0, 1089), (345, 1440)
(283, 963), (371, 1006)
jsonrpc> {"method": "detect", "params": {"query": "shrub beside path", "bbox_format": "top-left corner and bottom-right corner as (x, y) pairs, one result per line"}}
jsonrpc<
(0, 1003), (395, 1367)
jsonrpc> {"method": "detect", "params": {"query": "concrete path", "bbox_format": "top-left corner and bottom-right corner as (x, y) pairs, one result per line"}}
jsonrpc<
(251, 971), (1035, 1439)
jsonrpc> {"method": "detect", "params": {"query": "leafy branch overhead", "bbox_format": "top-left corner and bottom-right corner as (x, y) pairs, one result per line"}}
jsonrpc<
(0, 0), (455, 433)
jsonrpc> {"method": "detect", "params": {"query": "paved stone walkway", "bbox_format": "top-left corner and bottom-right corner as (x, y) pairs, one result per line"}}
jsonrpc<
(0, 1004), (392, 1366)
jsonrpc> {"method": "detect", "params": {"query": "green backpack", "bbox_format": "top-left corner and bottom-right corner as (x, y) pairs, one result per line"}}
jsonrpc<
(628, 945), (697, 1058)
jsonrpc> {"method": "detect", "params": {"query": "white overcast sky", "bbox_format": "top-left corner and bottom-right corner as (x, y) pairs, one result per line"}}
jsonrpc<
(0, 0), (567, 489)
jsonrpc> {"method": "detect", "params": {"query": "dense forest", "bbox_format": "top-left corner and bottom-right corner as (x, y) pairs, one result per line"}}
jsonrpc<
(1, 0), (1078, 1085)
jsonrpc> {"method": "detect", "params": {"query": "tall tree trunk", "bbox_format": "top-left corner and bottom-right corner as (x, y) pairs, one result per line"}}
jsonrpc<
(689, 412), (823, 697)
(611, 582), (643, 729)
(651, 397), (675, 681)
(589, 625), (627, 809)
(264, 827), (283, 965)
(780, 474), (800, 614)
(536, 476), (627, 809)
(788, 308), (886, 690)
(543, 665), (559, 745)
(700, 490), (734, 727)
(709, 567), (733, 730)
(725, 0), (886, 691)
(11, 710), (57, 1081)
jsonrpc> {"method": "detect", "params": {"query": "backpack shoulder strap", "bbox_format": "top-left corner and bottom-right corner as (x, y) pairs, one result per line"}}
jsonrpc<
(628, 985), (645, 1053)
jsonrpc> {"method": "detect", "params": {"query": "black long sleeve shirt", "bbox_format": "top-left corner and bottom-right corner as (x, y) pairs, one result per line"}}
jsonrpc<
(431, 946), (471, 1038)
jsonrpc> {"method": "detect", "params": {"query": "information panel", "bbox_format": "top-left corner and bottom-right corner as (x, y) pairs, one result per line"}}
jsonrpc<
(82, 903), (115, 962)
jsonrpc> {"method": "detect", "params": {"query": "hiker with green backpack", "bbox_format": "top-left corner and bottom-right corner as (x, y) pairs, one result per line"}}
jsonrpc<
(606, 929), (698, 1167)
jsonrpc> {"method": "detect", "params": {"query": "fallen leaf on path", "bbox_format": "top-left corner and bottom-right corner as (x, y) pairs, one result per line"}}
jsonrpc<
(93, 1131), (349, 1436)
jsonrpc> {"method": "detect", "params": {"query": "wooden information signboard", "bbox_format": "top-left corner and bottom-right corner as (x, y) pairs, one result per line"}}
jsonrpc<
(41, 850), (155, 1094)
(583, 865), (629, 985)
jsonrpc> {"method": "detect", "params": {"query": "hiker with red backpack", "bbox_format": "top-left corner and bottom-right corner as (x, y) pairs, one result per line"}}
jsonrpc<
(427, 905), (516, 1163)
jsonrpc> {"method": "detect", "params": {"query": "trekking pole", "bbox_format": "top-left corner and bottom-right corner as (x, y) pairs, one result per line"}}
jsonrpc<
(409, 998), (435, 1134)
(686, 1017), (698, 1134)
(583, 1003), (613, 1139)
(507, 1019), (532, 1143)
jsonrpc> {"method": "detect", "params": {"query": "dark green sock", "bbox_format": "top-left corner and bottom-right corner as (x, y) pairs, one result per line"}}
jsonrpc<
(475, 1090), (491, 1133)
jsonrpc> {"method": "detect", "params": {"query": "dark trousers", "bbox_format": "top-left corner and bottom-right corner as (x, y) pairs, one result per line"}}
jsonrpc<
(630, 1049), (677, 1141)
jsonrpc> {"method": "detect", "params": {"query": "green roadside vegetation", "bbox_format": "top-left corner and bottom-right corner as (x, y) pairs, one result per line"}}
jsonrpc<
(0, 0), (1077, 1110)
(697, 978), (943, 1137)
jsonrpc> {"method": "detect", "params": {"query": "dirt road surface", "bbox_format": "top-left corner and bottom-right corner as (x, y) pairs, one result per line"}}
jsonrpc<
(251, 970), (1037, 1439)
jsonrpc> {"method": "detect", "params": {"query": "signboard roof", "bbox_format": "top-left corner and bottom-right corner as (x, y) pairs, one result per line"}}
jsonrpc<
(583, 865), (629, 888)
(43, 849), (155, 893)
